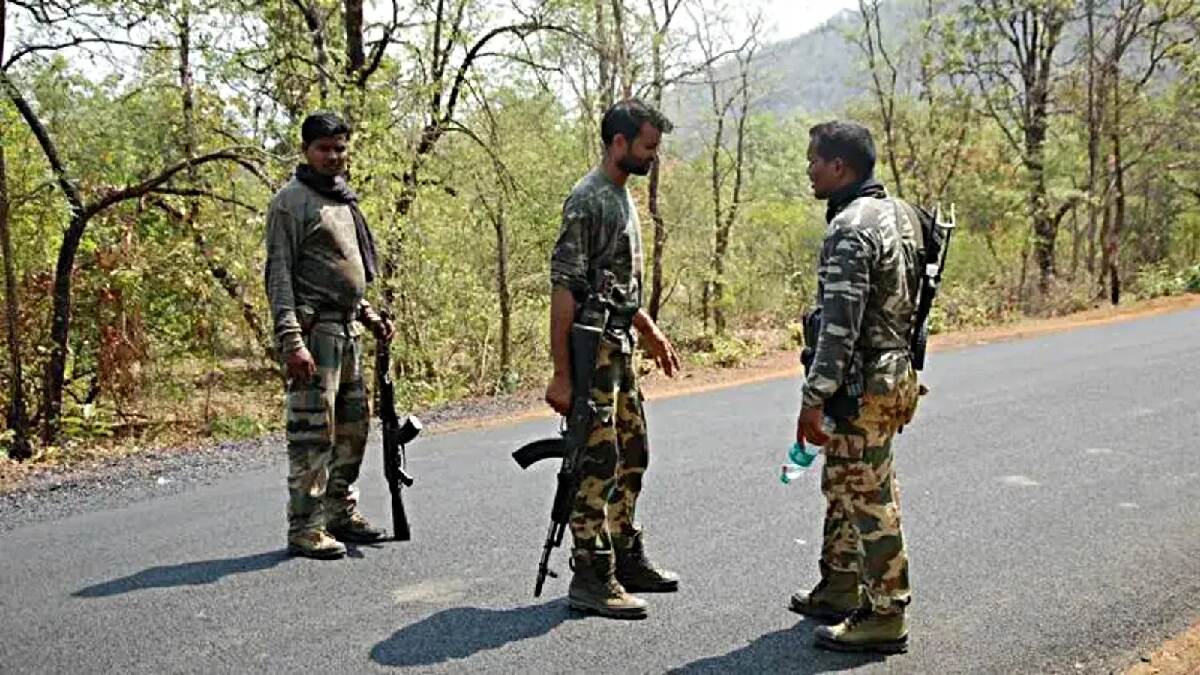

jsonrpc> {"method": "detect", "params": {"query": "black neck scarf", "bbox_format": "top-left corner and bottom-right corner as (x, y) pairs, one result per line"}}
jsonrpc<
(294, 164), (378, 283)
(825, 176), (888, 223)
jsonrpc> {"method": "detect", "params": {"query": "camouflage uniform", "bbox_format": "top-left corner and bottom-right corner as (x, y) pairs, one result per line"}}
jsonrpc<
(550, 168), (648, 551)
(802, 183), (922, 615)
(264, 176), (375, 537)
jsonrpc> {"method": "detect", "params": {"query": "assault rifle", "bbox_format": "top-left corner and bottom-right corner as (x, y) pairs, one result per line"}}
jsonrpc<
(909, 203), (956, 371)
(511, 273), (614, 597)
(376, 345), (420, 541)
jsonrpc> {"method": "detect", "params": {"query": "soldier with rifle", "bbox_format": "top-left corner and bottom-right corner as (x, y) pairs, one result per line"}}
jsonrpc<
(517, 99), (682, 619)
(790, 121), (953, 654)
(264, 112), (395, 559)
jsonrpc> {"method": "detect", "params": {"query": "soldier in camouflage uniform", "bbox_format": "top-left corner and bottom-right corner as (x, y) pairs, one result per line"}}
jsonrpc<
(264, 112), (394, 560)
(545, 99), (682, 620)
(790, 121), (922, 653)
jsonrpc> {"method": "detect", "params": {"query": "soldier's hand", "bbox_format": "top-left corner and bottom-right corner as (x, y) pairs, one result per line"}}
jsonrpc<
(286, 346), (317, 384)
(643, 327), (681, 377)
(797, 405), (829, 447)
(544, 372), (572, 415)
(374, 317), (395, 343)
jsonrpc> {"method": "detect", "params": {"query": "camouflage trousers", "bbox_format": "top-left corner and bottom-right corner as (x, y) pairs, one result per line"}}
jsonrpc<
(569, 340), (649, 551)
(820, 366), (920, 614)
(284, 322), (370, 536)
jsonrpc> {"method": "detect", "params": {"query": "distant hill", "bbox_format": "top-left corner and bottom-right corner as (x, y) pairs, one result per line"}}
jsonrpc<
(663, 0), (934, 134)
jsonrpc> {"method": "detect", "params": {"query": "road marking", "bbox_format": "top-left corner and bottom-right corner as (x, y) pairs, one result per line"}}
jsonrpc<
(1000, 475), (1040, 487)
(1085, 448), (1114, 455)
(1118, 503), (1140, 509)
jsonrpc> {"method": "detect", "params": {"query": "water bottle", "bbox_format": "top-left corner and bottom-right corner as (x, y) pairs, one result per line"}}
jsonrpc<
(779, 440), (820, 484)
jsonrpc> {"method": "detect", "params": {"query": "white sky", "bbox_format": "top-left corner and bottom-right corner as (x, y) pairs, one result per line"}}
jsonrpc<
(751, 0), (859, 42)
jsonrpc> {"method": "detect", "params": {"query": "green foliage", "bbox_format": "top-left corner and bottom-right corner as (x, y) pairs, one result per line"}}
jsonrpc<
(2, 0), (1199, 461)
(1133, 263), (1200, 299)
(208, 415), (268, 441)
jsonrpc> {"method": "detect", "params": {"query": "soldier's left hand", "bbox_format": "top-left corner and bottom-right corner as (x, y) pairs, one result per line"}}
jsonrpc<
(797, 405), (829, 446)
(644, 328), (681, 377)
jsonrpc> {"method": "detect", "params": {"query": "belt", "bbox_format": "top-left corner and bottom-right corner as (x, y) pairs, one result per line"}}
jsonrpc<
(315, 308), (356, 324)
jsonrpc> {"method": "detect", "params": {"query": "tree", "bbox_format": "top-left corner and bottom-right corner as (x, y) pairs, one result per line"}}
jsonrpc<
(2, 0), (265, 444)
(961, 0), (1075, 294)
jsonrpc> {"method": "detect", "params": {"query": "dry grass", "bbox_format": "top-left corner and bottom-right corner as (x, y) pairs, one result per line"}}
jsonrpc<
(1125, 621), (1200, 675)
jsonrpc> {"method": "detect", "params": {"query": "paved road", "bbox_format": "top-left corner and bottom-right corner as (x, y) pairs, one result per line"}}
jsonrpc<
(2, 308), (1198, 674)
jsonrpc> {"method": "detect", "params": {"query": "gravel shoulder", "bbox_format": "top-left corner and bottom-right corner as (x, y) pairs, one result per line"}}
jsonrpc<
(3, 292), (1199, 536)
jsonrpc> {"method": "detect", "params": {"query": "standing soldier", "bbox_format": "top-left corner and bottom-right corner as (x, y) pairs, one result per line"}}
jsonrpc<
(545, 99), (682, 619)
(790, 121), (922, 653)
(265, 112), (395, 559)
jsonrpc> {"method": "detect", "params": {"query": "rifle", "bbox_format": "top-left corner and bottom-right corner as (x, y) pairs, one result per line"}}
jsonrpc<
(910, 203), (955, 371)
(512, 273), (613, 597)
(375, 345), (420, 542)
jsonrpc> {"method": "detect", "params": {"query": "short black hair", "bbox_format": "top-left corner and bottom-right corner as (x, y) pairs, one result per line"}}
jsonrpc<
(301, 112), (351, 147)
(808, 121), (876, 179)
(600, 99), (673, 147)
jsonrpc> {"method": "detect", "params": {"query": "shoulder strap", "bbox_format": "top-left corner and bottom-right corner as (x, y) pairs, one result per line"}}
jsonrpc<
(894, 198), (925, 253)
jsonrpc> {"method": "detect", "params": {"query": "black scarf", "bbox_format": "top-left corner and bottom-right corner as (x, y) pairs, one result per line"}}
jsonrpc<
(294, 164), (378, 282)
(825, 176), (888, 223)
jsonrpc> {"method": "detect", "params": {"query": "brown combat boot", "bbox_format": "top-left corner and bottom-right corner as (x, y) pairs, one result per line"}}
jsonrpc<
(789, 563), (862, 623)
(327, 511), (387, 544)
(814, 606), (908, 654)
(287, 529), (347, 560)
(567, 549), (648, 620)
(614, 531), (680, 593)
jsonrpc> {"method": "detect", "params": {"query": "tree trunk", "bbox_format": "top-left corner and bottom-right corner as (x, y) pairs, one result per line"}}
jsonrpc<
(647, 161), (667, 320)
(1028, 88), (1055, 292)
(1107, 98), (1125, 305)
(0, 138), (31, 460)
(0, 0), (31, 460)
(1085, 0), (1100, 276)
(594, 0), (613, 113)
(491, 200), (511, 377)
(41, 213), (85, 443)
(344, 0), (365, 75)
(712, 52), (753, 336)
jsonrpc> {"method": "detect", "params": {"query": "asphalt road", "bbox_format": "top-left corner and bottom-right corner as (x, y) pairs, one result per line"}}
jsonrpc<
(2, 308), (1198, 674)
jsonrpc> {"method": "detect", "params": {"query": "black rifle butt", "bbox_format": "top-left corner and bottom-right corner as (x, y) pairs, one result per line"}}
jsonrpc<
(392, 495), (411, 541)
(512, 438), (566, 469)
(396, 415), (422, 445)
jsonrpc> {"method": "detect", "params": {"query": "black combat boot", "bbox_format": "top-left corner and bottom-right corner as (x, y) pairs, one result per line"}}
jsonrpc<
(567, 549), (648, 619)
(614, 531), (680, 593)
(789, 562), (862, 623)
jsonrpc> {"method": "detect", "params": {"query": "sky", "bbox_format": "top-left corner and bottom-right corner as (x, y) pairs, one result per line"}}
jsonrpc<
(751, 0), (859, 42)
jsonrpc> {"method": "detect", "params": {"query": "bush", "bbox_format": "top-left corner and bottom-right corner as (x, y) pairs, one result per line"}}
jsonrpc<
(1185, 264), (1200, 293)
(1134, 263), (1187, 299)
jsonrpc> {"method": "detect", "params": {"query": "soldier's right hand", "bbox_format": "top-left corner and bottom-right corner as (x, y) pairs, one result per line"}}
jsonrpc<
(286, 346), (317, 384)
(544, 373), (572, 415)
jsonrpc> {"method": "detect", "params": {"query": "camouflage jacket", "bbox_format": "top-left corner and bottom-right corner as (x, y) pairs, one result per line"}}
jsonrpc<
(801, 188), (921, 409)
(549, 168), (644, 348)
(264, 177), (370, 355)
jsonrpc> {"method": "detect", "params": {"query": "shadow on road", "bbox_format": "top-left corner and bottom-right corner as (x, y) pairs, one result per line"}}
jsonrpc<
(72, 550), (291, 598)
(667, 618), (889, 674)
(370, 601), (577, 668)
